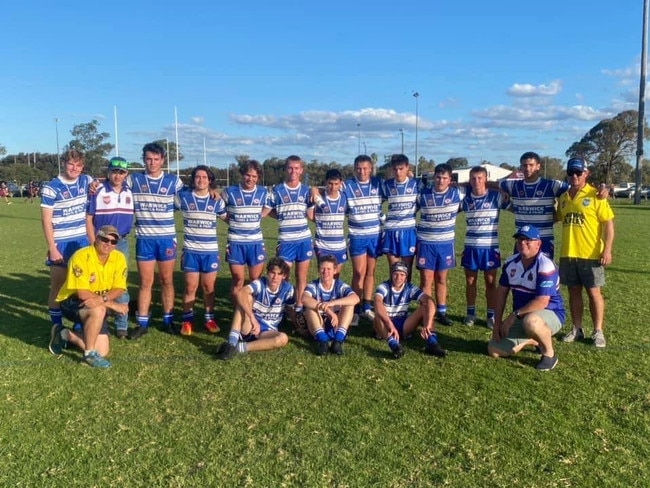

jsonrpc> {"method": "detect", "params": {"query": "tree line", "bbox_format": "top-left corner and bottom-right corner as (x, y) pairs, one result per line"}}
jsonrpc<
(2, 111), (650, 187)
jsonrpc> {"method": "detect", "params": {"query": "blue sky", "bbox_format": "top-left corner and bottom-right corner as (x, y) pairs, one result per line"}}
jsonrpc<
(1, 0), (645, 169)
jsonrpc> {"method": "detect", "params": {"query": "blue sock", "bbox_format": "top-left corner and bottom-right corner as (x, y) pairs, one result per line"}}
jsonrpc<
(73, 322), (82, 332)
(467, 305), (476, 317)
(334, 328), (347, 343)
(387, 337), (400, 351)
(136, 313), (150, 328)
(426, 333), (439, 345)
(162, 312), (174, 326)
(182, 310), (194, 323)
(362, 301), (372, 313)
(437, 305), (447, 315)
(228, 331), (240, 347)
(49, 308), (63, 327)
(314, 329), (329, 343)
(487, 309), (495, 320)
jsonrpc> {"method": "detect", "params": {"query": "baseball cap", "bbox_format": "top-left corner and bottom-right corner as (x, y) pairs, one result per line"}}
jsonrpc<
(567, 157), (587, 173)
(391, 261), (409, 274)
(97, 225), (120, 242)
(107, 157), (129, 171)
(513, 225), (540, 240)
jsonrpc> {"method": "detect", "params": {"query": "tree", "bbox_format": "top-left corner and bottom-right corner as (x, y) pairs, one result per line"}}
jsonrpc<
(67, 120), (114, 177)
(565, 110), (647, 184)
(445, 157), (469, 169)
(151, 139), (184, 165)
(539, 157), (565, 181)
(0, 144), (6, 158)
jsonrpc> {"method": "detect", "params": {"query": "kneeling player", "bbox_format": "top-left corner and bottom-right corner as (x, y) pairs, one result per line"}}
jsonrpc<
(301, 255), (359, 356)
(216, 258), (294, 360)
(373, 261), (446, 358)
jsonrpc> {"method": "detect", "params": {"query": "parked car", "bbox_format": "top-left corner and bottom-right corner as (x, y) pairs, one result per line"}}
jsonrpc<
(7, 182), (21, 198)
(612, 183), (636, 198)
(617, 185), (650, 199)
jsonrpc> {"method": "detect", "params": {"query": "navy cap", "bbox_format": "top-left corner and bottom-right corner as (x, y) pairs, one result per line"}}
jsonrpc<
(567, 157), (587, 172)
(513, 225), (541, 240)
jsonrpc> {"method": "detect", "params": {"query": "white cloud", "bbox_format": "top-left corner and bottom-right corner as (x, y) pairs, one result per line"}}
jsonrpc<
(506, 80), (562, 97)
(191, 116), (205, 125)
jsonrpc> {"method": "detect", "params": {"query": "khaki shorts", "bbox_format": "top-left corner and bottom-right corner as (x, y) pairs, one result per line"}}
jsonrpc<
(559, 258), (605, 288)
(488, 310), (563, 355)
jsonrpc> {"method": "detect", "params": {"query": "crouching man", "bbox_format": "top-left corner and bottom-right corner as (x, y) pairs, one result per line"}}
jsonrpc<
(301, 255), (359, 356)
(373, 261), (446, 359)
(216, 258), (295, 360)
(49, 225), (129, 368)
(488, 225), (565, 371)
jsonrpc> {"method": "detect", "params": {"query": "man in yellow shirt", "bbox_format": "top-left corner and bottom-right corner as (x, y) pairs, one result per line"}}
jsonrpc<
(556, 157), (614, 348)
(49, 225), (129, 367)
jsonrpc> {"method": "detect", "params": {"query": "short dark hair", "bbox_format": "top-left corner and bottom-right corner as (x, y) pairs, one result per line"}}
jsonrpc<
(325, 168), (342, 182)
(520, 151), (540, 165)
(390, 154), (409, 167)
(318, 254), (338, 268)
(354, 155), (372, 166)
(267, 257), (290, 277)
(469, 165), (487, 177)
(142, 142), (166, 158)
(239, 159), (263, 177)
(284, 155), (302, 169)
(434, 163), (453, 176)
(63, 149), (84, 163)
(190, 165), (215, 190)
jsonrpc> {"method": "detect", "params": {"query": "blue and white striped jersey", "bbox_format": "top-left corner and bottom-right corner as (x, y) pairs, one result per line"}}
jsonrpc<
(461, 189), (504, 248)
(375, 281), (424, 320)
(416, 186), (465, 244)
(176, 190), (226, 253)
(248, 277), (295, 331)
(268, 182), (313, 242)
(304, 278), (354, 313)
(381, 177), (419, 231)
(342, 177), (383, 238)
(313, 191), (347, 253)
(41, 174), (93, 243)
(128, 173), (183, 239)
(499, 178), (568, 242)
(87, 181), (134, 237)
(221, 185), (270, 244)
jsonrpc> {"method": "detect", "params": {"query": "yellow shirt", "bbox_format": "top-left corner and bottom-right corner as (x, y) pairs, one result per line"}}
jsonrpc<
(556, 184), (614, 259)
(56, 245), (127, 302)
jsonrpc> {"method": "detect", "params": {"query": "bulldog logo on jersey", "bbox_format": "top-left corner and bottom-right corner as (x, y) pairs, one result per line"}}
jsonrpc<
(207, 205), (214, 211)
(236, 199), (243, 205)
(103, 196), (111, 205)
(73, 265), (83, 278)
(582, 199), (590, 207)
(253, 199), (260, 204)
(89, 273), (96, 283)
(161, 188), (168, 194)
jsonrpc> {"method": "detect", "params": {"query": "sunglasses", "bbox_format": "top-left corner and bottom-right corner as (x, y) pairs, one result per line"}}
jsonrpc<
(567, 170), (584, 177)
(97, 235), (118, 245)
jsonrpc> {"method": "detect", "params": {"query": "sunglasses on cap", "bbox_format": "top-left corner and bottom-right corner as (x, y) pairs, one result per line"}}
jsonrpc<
(97, 235), (118, 245)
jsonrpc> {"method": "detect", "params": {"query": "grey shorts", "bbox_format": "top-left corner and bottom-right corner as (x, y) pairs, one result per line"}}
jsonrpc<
(489, 310), (563, 355)
(559, 258), (605, 288)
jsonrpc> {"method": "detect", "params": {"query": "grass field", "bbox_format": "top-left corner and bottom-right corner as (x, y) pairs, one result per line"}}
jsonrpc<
(1, 199), (649, 487)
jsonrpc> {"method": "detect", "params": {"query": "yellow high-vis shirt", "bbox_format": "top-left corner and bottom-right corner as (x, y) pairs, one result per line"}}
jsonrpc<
(556, 184), (614, 260)
(56, 245), (127, 302)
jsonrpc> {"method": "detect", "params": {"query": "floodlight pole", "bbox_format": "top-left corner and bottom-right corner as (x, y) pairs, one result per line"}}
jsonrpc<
(413, 92), (420, 177)
(55, 118), (61, 175)
(635, 0), (649, 204)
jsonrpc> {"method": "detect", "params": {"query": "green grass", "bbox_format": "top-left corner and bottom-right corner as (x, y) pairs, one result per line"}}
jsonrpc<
(1, 200), (650, 487)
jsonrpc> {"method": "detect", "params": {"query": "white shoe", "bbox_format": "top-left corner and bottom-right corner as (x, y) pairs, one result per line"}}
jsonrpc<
(350, 314), (359, 327)
(361, 309), (375, 321)
(463, 315), (476, 326)
(592, 330), (606, 348)
(486, 318), (495, 330)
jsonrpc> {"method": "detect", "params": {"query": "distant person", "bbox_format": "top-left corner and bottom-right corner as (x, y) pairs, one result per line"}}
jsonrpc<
(0, 181), (11, 205)
(310, 169), (348, 277)
(488, 225), (565, 371)
(373, 261), (445, 359)
(86, 156), (134, 338)
(176, 165), (227, 336)
(342, 155), (384, 324)
(461, 166), (506, 329)
(48, 225), (129, 368)
(216, 258), (294, 360)
(267, 155), (314, 313)
(41, 149), (93, 349)
(556, 157), (614, 348)
(381, 154), (419, 280)
(301, 255), (359, 356)
(24, 180), (39, 203)
(128, 142), (184, 339)
(220, 159), (272, 298)
(416, 163), (465, 326)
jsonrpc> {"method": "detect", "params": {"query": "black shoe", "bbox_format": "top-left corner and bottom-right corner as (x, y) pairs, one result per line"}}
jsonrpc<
(116, 329), (128, 339)
(330, 340), (344, 355)
(128, 326), (149, 340)
(316, 341), (329, 356)
(161, 323), (179, 335)
(390, 343), (404, 359)
(216, 343), (237, 361)
(294, 312), (309, 337)
(424, 342), (447, 357)
(436, 313), (453, 326)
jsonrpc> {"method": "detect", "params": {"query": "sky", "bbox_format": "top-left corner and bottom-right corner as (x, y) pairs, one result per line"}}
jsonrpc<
(1, 0), (646, 169)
